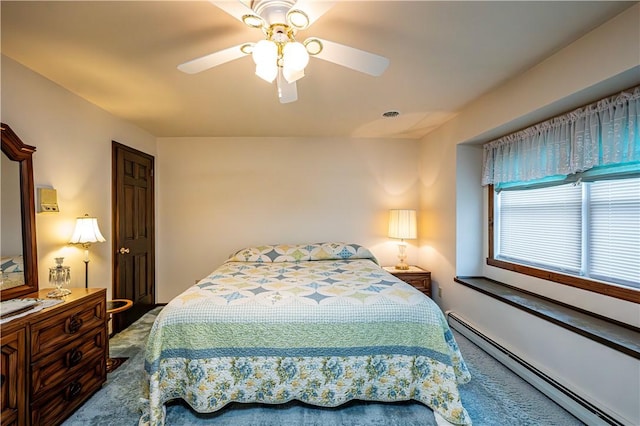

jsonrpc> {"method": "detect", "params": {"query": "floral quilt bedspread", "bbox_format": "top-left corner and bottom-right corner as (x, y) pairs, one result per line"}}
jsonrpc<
(140, 243), (472, 425)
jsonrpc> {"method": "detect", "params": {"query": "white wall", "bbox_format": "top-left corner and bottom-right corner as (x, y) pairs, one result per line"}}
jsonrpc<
(419, 5), (640, 425)
(156, 136), (420, 301)
(1, 56), (157, 299)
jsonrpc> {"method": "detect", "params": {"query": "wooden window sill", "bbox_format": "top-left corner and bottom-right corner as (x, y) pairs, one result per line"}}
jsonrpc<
(454, 276), (640, 359)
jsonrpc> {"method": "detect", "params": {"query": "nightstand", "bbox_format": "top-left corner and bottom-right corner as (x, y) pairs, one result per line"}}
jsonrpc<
(383, 265), (432, 298)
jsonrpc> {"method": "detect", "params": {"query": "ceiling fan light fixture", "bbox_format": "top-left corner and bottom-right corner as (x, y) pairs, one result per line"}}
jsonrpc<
(283, 41), (309, 70)
(252, 40), (278, 82)
(282, 42), (309, 83)
(252, 40), (277, 65)
(283, 66), (304, 83)
(286, 9), (309, 30)
(255, 63), (278, 83)
(242, 14), (265, 28)
(303, 38), (323, 56)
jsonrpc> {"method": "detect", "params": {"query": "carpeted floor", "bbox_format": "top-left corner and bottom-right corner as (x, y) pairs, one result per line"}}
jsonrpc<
(63, 307), (584, 426)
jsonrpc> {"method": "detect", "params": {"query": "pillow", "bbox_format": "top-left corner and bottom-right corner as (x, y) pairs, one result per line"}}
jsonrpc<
(226, 242), (379, 264)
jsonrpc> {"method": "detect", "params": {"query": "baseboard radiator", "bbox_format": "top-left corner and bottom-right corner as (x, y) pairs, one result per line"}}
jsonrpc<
(446, 311), (623, 426)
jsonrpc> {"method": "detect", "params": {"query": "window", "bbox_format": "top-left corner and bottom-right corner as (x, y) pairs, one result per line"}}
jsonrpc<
(489, 177), (640, 301)
(495, 177), (640, 291)
(483, 86), (640, 303)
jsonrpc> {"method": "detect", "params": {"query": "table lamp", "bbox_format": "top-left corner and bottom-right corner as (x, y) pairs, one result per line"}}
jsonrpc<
(388, 209), (417, 270)
(69, 214), (106, 288)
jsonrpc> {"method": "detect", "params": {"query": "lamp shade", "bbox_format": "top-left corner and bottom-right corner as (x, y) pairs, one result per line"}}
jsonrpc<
(69, 214), (106, 245)
(282, 42), (309, 83)
(252, 40), (278, 83)
(255, 63), (278, 83)
(388, 209), (417, 239)
(283, 42), (309, 69)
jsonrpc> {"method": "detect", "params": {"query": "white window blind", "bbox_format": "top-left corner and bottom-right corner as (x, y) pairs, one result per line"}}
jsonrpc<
(589, 178), (640, 286)
(497, 177), (640, 289)
(498, 185), (582, 273)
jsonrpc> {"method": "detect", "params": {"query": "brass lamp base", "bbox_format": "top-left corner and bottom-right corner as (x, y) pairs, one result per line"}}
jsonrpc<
(395, 241), (409, 270)
(395, 262), (410, 270)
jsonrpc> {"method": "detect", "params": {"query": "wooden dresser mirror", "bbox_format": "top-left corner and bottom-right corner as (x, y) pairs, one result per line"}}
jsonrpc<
(1, 123), (38, 301)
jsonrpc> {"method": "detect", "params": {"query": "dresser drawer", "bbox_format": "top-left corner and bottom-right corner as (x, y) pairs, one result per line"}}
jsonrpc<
(30, 295), (105, 360)
(30, 360), (105, 426)
(31, 327), (106, 400)
(1, 326), (27, 426)
(403, 276), (431, 296)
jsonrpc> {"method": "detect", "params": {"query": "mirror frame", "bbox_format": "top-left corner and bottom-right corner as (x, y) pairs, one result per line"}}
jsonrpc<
(1, 123), (38, 300)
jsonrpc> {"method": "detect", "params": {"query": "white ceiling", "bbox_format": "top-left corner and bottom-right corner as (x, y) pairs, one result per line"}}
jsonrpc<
(1, 1), (635, 139)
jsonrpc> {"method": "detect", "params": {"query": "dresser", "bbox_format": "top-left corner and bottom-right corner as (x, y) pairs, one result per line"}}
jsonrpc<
(1, 288), (108, 426)
(383, 266), (432, 298)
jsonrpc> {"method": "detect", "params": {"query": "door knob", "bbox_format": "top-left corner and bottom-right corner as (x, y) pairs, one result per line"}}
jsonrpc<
(119, 247), (130, 254)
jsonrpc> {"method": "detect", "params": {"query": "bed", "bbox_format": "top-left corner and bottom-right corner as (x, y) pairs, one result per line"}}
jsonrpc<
(140, 243), (472, 425)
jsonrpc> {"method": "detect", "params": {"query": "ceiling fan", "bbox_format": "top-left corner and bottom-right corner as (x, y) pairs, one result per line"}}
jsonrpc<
(177, 0), (390, 103)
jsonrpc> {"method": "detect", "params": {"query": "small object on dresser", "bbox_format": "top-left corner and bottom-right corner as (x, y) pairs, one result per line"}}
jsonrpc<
(48, 257), (71, 297)
(0, 298), (40, 318)
(383, 265), (432, 298)
(0, 298), (64, 324)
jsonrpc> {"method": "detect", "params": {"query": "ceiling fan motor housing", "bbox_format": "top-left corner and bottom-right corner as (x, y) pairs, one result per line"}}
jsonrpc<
(252, 0), (296, 26)
(269, 24), (294, 43)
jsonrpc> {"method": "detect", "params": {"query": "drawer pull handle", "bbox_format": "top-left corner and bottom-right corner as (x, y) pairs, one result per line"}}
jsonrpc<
(66, 348), (83, 367)
(64, 380), (83, 401)
(65, 314), (84, 334)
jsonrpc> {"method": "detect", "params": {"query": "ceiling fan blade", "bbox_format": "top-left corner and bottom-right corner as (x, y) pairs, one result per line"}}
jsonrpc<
(309, 38), (389, 77)
(289, 0), (334, 27)
(277, 69), (298, 103)
(209, 0), (258, 24)
(178, 44), (248, 74)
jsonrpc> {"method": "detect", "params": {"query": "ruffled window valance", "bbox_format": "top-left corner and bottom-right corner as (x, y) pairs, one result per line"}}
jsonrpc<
(481, 86), (640, 187)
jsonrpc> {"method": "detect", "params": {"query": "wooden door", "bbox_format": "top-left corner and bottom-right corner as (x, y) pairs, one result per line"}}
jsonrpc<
(112, 142), (155, 333)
